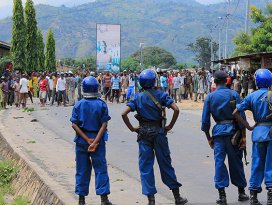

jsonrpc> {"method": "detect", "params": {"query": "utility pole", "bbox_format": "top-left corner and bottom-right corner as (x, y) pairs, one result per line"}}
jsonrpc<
(245, 0), (250, 34)
(225, 0), (231, 59)
(139, 43), (144, 71)
(219, 28), (221, 60)
(218, 17), (223, 60)
(210, 38), (213, 70)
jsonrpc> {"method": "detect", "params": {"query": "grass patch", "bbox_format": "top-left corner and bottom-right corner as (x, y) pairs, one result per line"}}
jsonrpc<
(0, 161), (18, 187)
(0, 193), (5, 205)
(39, 108), (49, 111)
(0, 160), (19, 205)
(0, 161), (30, 204)
(26, 140), (36, 144)
(22, 107), (35, 113)
(12, 196), (29, 205)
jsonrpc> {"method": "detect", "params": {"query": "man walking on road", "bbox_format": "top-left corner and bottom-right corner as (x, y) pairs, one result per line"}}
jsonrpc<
(56, 73), (66, 106)
(122, 69), (188, 205)
(201, 70), (249, 205)
(39, 74), (48, 107)
(67, 71), (76, 106)
(111, 73), (121, 103)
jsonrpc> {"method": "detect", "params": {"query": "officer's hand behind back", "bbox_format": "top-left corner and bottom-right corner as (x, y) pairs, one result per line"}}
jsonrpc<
(88, 143), (99, 153)
(208, 139), (214, 149)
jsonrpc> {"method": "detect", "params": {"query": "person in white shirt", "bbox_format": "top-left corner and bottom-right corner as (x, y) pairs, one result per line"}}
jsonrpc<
(173, 73), (181, 103)
(19, 75), (28, 108)
(56, 73), (66, 106)
(48, 75), (54, 102)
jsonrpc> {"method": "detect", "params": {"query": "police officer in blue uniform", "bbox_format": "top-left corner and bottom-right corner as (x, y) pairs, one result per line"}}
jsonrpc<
(70, 76), (112, 205)
(201, 70), (249, 205)
(121, 69), (188, 205)
(233, 68), (272, 205)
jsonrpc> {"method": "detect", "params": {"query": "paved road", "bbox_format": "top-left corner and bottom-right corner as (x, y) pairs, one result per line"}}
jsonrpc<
(31, 103), (267, 205)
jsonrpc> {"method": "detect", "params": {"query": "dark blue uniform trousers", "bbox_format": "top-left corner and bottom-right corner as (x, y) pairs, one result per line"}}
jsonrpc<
(75, 142), (110, 196)
(250, 141), (272, 193)
(214, 136), (247, 189)
(138, 130), (182, 195)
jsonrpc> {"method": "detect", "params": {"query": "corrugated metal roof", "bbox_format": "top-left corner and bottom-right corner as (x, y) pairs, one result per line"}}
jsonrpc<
(213, 52), (272, 63)
(0, 41), (11, 50)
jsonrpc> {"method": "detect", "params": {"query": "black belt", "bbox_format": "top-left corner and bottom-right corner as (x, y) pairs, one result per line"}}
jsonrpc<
(139, 121), (162, 128)
(216, 120), (234, 125)
(82, 129), (99, 133)
(256, 122), (272, 126)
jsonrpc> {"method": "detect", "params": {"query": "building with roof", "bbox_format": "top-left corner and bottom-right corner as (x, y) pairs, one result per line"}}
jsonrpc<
(0, 41), (11, 58)
(213, 52), (272, 73)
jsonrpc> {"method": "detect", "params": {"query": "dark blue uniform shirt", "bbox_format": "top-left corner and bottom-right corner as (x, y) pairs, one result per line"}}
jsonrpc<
(70, 98), (111, 144)
(127, 89), (174, 121)
(201, 87), (246, 137)
(237, 88), (272, 142)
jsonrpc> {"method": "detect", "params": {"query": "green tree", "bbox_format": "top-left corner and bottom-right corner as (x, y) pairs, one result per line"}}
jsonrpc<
(250, 4), (272, 52)
(232, 32), (253, 57)
(61, 58), (76, 67)
(45, 29), (56, 71)
(75, 56), (96, 70)
(232, 3), (272, 56)
(60, 56), (96, 71)
(176, 63), (188, 70)
(25, 0), (38, 71)
(11, 0), (26, 71)
(36, 30), (45, 71)
(131, 46), (176, 69)
(121, 57), (140, 71)
(187, 37), (218, 68)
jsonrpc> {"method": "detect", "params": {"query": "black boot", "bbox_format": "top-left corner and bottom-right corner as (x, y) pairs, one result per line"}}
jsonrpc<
(250, 190), (262, 205)
(172, 188), (188, 205)
(238, 187), (249, 201)
(216, 188), (227, 205)
(78, 196), (85, 205)
(268, 188), (272, 205)
(147, 195), (155, 205)
(101, 194), (112, 205)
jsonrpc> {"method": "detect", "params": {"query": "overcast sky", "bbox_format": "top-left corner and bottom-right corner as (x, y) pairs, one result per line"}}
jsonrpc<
(0, 0), (225, 7)
(197, 0), (225, 3)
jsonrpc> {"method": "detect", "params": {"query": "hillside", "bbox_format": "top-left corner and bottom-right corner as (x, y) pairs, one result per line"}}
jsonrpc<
(0, 0), (267, 63)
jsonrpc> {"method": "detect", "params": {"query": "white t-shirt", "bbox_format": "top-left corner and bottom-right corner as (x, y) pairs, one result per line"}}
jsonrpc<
(180, 76), (185, 85)
(128, 74), (135, 87)
(56, 78), (66, 91)
(49, 79), (53, 90)
(19, 78), (28, 93)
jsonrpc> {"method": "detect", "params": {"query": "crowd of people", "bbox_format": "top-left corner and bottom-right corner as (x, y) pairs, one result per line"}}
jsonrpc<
(0, 67), (257, 109)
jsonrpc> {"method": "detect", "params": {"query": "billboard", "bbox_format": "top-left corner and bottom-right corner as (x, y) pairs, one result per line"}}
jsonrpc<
(96, 24), (121, 72)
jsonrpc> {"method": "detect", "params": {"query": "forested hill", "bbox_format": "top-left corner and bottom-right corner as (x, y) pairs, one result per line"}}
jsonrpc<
(0, 0), (267, 63)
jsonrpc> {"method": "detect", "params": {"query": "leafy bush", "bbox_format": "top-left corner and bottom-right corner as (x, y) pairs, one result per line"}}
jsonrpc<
(0, 161), (18, 186)
(12, 196), (29, 205)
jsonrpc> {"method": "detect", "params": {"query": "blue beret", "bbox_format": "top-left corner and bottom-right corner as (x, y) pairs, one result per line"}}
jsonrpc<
(214, 70), (227, 80)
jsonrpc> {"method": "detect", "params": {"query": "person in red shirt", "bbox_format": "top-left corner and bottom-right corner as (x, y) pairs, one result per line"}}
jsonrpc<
(39, 74), (48, 107)
(168, 72), (174, 98)
(226, 74), (232, 89)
